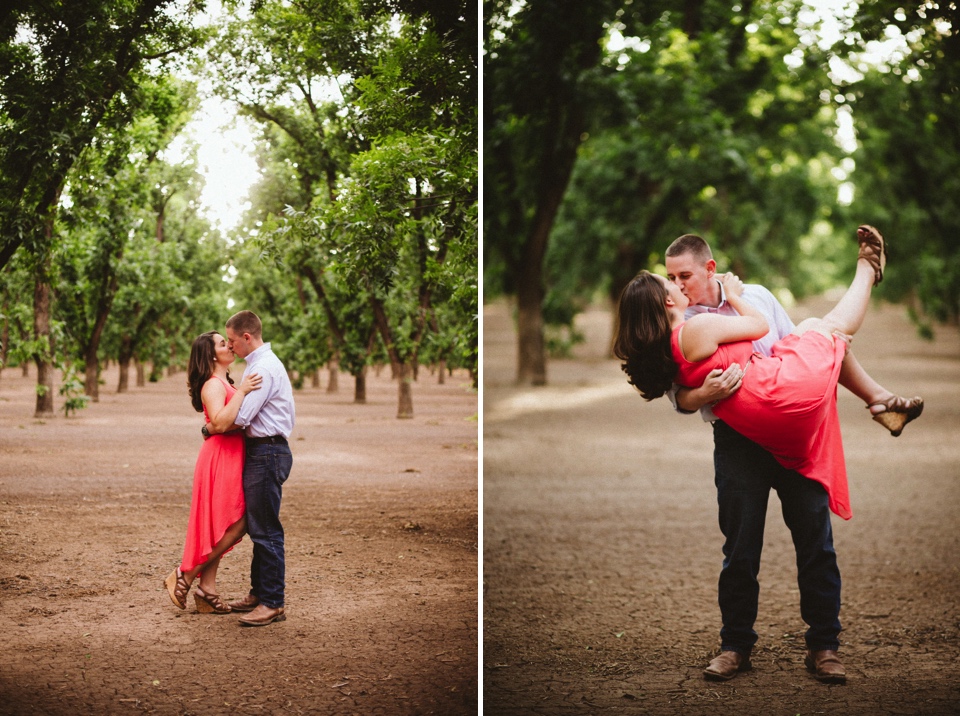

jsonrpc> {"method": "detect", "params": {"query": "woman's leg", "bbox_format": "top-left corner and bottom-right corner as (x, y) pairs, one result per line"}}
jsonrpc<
(838, 352), (914, 416)
(183, 516), (247, 593)
(796, 227), (922, 435)
(819, 260), (876, 336)
(793, 259), (876, 342)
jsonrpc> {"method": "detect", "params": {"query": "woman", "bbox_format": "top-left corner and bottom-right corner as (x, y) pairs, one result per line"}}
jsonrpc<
(614, 225), (920, 520)
(163, 331), (261, 613)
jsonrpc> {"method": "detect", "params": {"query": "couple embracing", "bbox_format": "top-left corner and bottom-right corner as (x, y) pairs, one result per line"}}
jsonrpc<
(163, 310), (295, 627)
(615, 225), (923, 683)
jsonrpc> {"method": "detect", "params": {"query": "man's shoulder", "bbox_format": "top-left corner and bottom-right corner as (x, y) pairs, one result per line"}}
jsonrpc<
(742, 283), (776, 299)
(260, 349), (287, 371)
(742, 283), (786, 309)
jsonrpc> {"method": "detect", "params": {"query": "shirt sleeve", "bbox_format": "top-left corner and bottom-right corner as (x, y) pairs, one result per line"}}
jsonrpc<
(235, 367), (274, 427)
(742, 285), (795, 340)
(666, 384), (698, 415)
(744, 285), (794, 341)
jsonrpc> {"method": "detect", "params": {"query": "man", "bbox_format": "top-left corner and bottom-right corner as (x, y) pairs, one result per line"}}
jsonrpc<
(664, 233), (921, 684)
(206, 310), (295, 627)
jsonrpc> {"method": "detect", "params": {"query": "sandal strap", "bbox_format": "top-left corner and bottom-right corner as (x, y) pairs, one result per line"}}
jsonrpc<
(857, 225), (885, 286)
(175, 570), (190, 600)
(870, 395), (923, 417)
(196, 588), (228, 610)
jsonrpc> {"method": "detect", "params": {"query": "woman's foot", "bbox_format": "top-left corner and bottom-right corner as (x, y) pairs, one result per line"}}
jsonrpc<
(164, 567), (191, 610)
(868, 395), (923, 437)
(194, 586), (233, 614)
(857, 225), (886, 286)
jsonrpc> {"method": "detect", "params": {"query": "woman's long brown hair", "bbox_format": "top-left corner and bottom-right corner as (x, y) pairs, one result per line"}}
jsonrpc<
(187, 331), (233, 413)
(612, 271), (677, 400)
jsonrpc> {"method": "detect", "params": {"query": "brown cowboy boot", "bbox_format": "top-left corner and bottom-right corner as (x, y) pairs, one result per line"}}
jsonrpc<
(805, 649), (846, 684)
(703, 650), (751, 681)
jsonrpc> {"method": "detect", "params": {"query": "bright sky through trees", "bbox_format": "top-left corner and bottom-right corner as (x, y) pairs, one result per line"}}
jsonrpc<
(184, 96), (259, 231)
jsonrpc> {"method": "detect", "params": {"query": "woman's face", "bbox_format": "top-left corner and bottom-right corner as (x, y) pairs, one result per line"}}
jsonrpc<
(211, 333), (234, 367)
(657, 274), (689, 312)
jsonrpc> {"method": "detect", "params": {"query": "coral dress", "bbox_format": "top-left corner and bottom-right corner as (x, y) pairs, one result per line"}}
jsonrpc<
(180, 377), (246, 572)
(671, 324), (852, 520)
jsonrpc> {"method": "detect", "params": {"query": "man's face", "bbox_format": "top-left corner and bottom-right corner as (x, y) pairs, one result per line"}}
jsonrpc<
(665, 252), (716, 306)
(225, 327), (252, 359)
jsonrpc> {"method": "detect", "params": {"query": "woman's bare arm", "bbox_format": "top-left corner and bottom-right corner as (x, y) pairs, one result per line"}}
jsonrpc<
(203, 373), (262, 434)
(680, 276), (768, 362)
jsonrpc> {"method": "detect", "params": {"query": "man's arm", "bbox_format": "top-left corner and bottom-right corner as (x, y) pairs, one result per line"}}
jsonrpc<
(673, 364), (745, 413)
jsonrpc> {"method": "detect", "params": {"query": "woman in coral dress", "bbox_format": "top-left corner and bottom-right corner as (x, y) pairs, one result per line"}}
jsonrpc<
(614, 226), (917, 521)
(164, 331), (261, 614)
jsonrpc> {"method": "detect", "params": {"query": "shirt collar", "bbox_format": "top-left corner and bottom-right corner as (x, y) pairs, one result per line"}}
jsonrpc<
(244, 342), (271, 365)
(714, 278), (729, 309)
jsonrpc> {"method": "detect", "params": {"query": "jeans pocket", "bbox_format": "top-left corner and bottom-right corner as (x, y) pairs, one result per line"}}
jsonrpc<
(275, 452), (293, 485)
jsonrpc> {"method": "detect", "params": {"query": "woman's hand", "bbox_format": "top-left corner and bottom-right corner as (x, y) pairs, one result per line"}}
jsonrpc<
(239, 372), (262, 395)
(719, 272), (744, 298)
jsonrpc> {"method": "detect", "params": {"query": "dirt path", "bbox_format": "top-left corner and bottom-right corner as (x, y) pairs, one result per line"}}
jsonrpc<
(0, 364), (478, 715)
(483, 297), (960, 715)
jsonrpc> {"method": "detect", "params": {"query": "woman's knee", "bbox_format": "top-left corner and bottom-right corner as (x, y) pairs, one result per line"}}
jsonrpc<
(793, 317), (833, 339)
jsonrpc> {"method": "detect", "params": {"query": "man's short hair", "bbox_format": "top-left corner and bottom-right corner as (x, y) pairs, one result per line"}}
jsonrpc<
(226, 310), (262, 338)
(665, 234), (713, 263)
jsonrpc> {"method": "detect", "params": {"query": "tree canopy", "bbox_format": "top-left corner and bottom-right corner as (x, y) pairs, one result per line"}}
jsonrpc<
(0, 0), (478, 419)
(485, 0), (960, 384)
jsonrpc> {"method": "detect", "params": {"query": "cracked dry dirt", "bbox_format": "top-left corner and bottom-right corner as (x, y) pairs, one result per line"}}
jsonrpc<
(0, 364), (478, 715)
(484, 297), (960, 715)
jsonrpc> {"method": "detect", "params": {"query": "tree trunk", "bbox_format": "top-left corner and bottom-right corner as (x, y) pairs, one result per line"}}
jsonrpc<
(117, 358), (130, 393)
(0, 313), (7, 385)
(82, 270), (118, 402)
(396, 362), (413, 419)
(311, 369), (321, 389)
(136, 360), (146, 387)
(437, 359), (446, 385)
(516, 283), (546, 386)
(326, 358), (339, 393)
(33, 276), (54, 417)
(117, 336), (134, 393)
(514, 173), (571, 386)
(84, 352), (100, 402)
(354, 367), (367, 404)
(35, 359), (54, 417)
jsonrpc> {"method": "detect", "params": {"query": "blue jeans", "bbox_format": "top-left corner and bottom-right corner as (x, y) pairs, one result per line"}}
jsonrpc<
(713, 420), (842, 655)
(243, 441), (292, 608)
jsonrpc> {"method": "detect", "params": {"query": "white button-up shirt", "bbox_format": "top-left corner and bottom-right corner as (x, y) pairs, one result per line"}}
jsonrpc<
(670, 280), (795, 422)
(236, 343), (296, 439)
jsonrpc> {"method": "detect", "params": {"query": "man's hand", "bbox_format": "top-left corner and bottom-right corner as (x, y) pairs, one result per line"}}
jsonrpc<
(702, 363), (745, 402)
(675, 363), (744, 412)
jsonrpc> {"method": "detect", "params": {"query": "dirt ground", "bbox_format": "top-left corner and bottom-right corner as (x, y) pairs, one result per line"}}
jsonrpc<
(0, 363), (478, 715)
(483, 296), (960, 715)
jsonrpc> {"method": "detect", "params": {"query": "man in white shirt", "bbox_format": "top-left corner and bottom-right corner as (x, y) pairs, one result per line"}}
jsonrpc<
(665, 232), (920, 684)
(217, 310), (296, 627)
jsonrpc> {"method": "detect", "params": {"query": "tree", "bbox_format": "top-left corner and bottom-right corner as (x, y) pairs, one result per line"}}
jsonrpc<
(844, 3), (960, 332)
(0, 0), (206, 269)
(545, 1), (845, 335)
(484, 0), (619, 385)
(225, 0), (478, 416)
(56, 77), (198, 400)
(486, 0), (854, 381)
